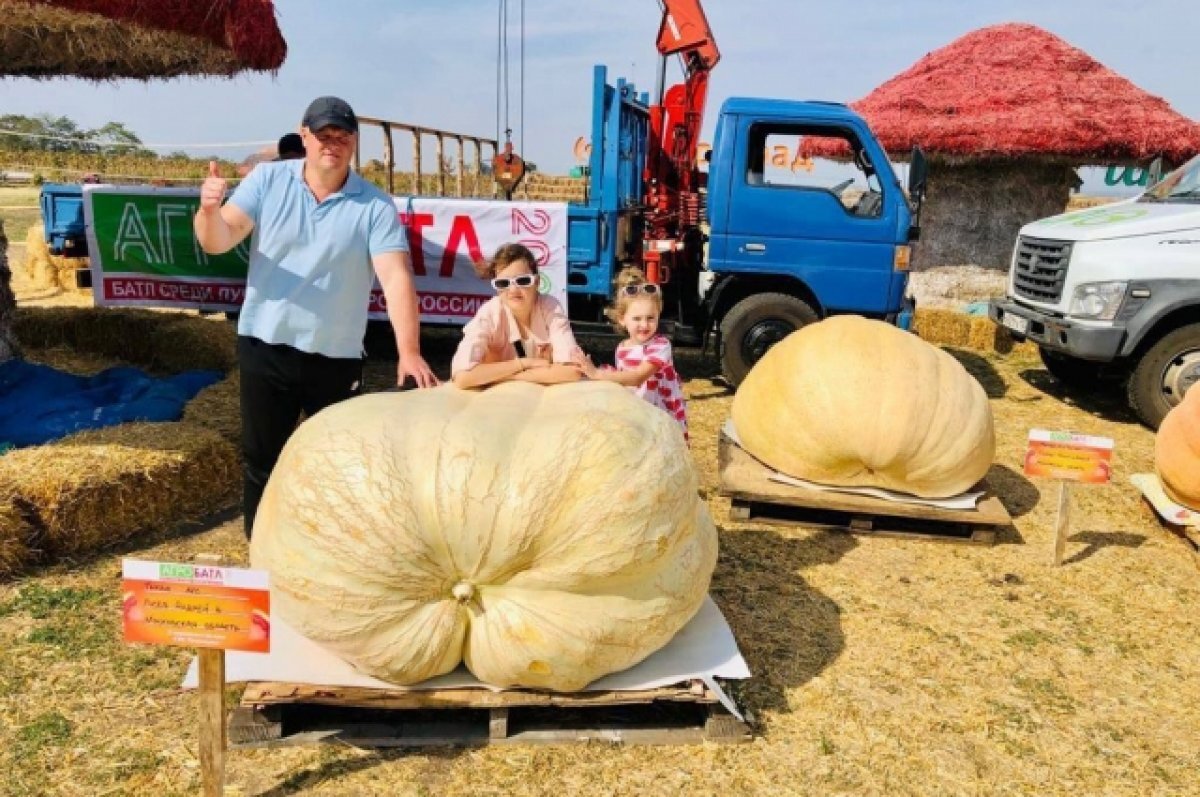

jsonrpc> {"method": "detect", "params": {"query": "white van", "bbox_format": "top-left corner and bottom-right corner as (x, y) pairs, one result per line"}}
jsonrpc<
(990, 154), (1200, 428)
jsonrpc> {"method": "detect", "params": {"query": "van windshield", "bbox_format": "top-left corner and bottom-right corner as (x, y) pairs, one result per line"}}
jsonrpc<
(1140, 154), (1200, 203)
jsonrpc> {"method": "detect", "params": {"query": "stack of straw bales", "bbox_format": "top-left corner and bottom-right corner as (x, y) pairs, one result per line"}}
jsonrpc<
(24, 225), (90, 292)
(0, 307), (242, 577)
(913, 307), (1036, 356)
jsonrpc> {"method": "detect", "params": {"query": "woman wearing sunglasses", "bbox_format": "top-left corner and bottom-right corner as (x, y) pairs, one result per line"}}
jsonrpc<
(451, 243), (582, 388)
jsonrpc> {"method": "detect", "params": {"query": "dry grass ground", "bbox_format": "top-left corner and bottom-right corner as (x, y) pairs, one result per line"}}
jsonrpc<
(0, 326), (1197, 796)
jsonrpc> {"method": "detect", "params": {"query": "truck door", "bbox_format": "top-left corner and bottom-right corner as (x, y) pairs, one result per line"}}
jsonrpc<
(714, 119), (902, 314)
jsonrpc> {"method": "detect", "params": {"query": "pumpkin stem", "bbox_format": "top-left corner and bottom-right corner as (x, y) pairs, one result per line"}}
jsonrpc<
(452, 581), (475, 603)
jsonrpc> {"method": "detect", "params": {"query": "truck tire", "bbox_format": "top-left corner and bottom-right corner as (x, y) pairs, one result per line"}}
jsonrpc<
(1127, 323), (1200, 429)
(1038, 347), (1124, 389)
(720, 293), (818, 386)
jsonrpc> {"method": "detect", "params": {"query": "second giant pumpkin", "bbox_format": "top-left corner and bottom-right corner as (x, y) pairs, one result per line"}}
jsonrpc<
(731, 315), (995, 498)
(1155, 386), (1200, 510)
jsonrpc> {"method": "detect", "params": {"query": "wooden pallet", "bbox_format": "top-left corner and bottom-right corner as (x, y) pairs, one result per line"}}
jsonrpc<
(718, 432), (1011, 545)
(229, 679), (751, 748)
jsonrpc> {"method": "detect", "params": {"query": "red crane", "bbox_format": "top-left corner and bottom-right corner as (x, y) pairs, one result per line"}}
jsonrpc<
(643, 0), (720, 285)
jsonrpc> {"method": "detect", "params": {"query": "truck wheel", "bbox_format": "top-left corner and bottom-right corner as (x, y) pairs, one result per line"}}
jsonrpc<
(1038, 347), (1123, 388)
(1127, 323), (1200, 429)
(720, 293), (818, 386)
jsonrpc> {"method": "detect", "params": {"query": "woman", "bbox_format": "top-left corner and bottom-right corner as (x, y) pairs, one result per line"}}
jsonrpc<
(451, 243), (582, 388)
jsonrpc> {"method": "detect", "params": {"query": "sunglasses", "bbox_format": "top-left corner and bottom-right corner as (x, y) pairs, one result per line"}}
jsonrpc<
(491, 274), (538, 291)
(620, 283), (660, 297)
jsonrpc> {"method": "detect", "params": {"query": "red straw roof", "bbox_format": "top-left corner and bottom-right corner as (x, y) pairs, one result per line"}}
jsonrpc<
(25, 0), (286, 74)
(830, 23), (1200, 163)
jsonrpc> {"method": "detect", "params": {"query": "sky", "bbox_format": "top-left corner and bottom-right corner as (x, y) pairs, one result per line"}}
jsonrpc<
(2, 0), (1196, 194)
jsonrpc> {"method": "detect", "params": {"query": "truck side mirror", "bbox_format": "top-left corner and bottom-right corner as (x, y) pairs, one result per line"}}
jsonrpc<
(907, 146), (928, 242)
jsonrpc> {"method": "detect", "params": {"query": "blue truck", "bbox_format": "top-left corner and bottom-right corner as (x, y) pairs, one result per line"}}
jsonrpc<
(565, 64), (925, 384)
(41, 1), (926, 383)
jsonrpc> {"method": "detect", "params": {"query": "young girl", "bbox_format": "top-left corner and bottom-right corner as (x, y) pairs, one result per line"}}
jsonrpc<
(574, 267), (688, 441)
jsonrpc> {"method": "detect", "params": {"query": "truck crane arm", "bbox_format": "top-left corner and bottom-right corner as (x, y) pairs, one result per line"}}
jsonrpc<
(644, 0), (720, 284)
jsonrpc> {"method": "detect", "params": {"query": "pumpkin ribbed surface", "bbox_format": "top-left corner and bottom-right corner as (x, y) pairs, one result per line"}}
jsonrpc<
(249, 381), (716, 691)
(1156, 387), (1200, 510)
(731, 315), (995, 498)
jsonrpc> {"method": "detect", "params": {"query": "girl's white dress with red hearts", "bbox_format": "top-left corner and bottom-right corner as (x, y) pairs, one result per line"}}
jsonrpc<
(615, 334), (689, 442)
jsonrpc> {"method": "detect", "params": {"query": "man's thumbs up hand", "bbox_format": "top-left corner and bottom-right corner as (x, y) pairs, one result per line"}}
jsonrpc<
(199, 160), (227, 213)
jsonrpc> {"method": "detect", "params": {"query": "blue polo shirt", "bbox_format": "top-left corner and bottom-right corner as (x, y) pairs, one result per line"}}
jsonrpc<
(228, 160), (407, 359)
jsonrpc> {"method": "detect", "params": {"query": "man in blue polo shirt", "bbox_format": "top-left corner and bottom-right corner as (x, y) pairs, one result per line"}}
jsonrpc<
(194, 95), (437, 539)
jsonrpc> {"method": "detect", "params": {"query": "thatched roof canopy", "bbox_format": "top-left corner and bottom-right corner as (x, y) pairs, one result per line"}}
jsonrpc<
(0, 0), (286, 80)
(813, 23), (1200, 164)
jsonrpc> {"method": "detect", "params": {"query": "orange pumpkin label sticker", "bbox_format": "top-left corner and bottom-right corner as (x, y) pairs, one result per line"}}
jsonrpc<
(1023, 429), (1114, 484)
(121, 560), (270, 653)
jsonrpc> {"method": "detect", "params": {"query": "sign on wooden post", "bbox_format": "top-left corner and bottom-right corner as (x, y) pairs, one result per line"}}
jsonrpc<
(1023, 430), (1114, 565)
(122, 556), (270, 797)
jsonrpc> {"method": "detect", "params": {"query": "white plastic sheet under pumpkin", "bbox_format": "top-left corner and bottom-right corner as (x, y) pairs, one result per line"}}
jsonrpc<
(249, 381), (717, 692)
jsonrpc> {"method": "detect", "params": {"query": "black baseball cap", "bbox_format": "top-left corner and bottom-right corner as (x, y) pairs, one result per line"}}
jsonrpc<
(302, 96), (358, 134)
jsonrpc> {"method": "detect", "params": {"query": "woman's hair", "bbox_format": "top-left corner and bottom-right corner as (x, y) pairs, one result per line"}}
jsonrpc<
(474, 242), (539, 280)
(604, 266), (662, 329)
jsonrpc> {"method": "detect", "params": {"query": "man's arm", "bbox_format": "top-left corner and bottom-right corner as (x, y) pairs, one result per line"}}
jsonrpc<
(373, 249), (438, 387)
(193, 161), (255, 254)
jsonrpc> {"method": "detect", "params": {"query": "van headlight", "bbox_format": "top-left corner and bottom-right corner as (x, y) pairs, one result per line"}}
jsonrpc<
(1068, 281), (1127, 321)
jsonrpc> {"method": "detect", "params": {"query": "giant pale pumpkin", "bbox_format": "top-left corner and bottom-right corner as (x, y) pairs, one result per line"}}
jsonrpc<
(1156, 386), (1200, 510)
(731, 315), (995, 498)
(250, 381), (716, 691)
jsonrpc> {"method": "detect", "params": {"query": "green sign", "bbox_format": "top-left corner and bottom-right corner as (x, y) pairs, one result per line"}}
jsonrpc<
(88, 189), (250, 279)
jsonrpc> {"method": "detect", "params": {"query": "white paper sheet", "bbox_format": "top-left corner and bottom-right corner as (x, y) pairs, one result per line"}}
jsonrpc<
(723, 418), (984, 510)
(183, 595), (750, 720)
(1131, 473), (1199, 528)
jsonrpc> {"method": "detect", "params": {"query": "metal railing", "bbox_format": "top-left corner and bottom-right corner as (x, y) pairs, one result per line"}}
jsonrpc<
(353, 117), (498, 198)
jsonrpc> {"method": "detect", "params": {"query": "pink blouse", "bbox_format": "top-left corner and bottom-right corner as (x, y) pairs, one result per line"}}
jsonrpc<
(451, 294), (579, 376)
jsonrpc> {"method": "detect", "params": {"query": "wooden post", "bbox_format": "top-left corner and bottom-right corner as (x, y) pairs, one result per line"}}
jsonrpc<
(473, 139), (483, 194)
(381, 122), (395, 197)
(436, 134), (446, 197)
(195, 554), (226, 797)
(1053, 481), (1071, 565)
(456, 136), (465, 197)
(412, 132), (423, 197)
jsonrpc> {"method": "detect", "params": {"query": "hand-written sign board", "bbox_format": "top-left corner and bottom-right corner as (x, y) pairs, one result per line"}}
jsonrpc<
(122, 559), (270, 653)
(1024, 429), (1114, 484)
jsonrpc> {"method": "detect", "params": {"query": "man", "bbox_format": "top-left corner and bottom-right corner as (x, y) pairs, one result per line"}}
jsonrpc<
(194, 95), (438, 539)
(275, 132), (304, 160)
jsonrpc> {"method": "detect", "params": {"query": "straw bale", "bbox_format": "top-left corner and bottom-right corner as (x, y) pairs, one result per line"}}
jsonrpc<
(23, 225), (88, 291)
(182, 371), (240, 444)
(0, 422), (239, 557)
(0, 1), (285, 81)
(913, 307), (971, 348)
(0, 482), (35, 578)
(914, 160), (1078, 269)
(13, 306), (236, 372)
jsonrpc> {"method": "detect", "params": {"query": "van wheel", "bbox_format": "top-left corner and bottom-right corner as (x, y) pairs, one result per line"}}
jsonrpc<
(1127, 323), (1200, 429)
(720, 293), (818, 386)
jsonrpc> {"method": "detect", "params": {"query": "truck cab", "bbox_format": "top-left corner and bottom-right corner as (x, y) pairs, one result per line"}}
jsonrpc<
(705, 98), (918, 382)
(566, 69), (924, 384)
(990, 153), (1200, 428)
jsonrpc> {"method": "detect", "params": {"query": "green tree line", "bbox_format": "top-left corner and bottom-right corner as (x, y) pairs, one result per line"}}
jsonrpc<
(0, 113), (161, 157)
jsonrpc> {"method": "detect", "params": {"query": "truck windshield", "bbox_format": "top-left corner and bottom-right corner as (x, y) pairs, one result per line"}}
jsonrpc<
(1140, 154), (1200, 203)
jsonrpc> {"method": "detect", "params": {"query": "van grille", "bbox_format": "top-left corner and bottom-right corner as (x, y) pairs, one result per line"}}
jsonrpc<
(1013, 237), (1072, 303)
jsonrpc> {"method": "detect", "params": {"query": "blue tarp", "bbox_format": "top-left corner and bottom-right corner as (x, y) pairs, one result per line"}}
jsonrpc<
(0, 360), (223, 449)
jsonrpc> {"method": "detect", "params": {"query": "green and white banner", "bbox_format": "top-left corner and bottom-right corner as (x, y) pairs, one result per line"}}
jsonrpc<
(82, 185), (568, 324)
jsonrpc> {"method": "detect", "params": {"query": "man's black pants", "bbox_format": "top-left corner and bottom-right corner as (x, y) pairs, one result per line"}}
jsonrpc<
(239, 336), (363, 539)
